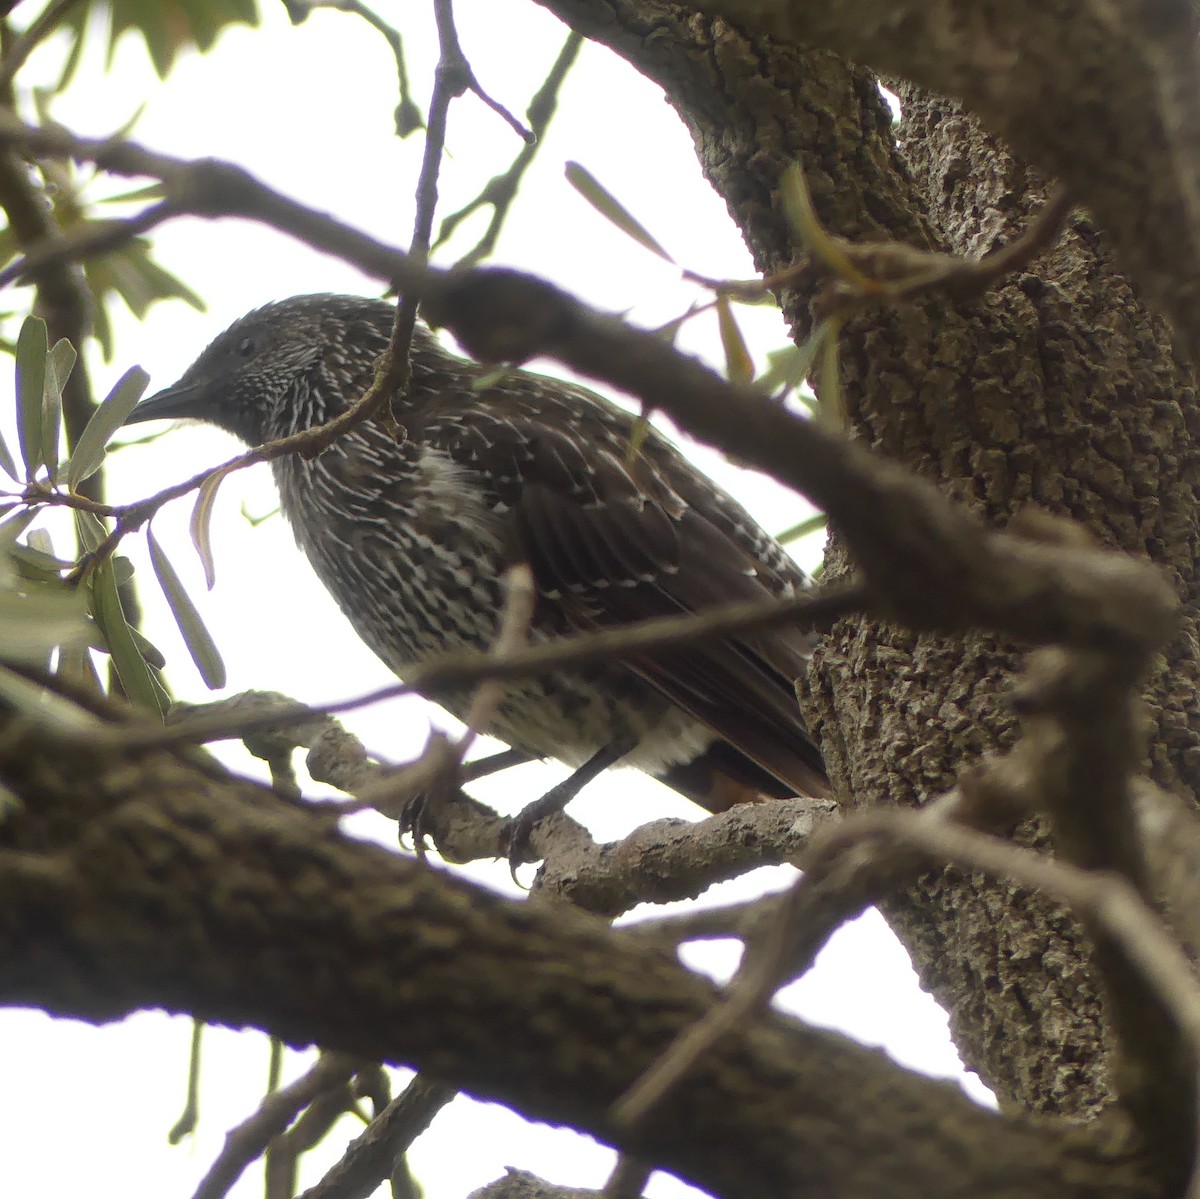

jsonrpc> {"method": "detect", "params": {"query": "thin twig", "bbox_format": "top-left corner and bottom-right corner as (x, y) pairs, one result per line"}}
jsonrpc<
(435, 30), (584, 266)
(296, 1076), (457, 1199)
(354, 562), (534, 831)
(105, 584), (866, 751)
(379, 0), (473, 435)
(601, 1156), (653, 1199)
(283, 0), (423, 135)
(190, 1053), (362, 1199)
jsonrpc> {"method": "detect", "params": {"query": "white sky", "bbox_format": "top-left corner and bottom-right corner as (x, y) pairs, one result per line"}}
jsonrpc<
(1, 3), (991, 1197)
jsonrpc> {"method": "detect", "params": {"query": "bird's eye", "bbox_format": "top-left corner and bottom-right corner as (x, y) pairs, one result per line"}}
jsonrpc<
(236, 337), (255, 357)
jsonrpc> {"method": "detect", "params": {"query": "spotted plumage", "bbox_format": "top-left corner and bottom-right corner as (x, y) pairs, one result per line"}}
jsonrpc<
(127, 294), (827, 810)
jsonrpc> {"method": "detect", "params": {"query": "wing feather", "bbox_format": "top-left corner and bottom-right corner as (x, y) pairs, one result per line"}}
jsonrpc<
(426, 386), (826, 796)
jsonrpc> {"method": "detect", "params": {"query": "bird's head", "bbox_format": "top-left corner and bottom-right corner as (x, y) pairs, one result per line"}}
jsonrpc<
(126, 294), (394, 446)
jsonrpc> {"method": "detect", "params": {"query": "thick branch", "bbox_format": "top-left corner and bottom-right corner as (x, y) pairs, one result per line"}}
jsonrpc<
(0, 734), (1155, 1199)
(595, 0), (1200, 365)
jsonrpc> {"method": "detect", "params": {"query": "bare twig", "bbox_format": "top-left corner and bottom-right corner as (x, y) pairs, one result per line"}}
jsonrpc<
(296, 1076), (456, 1199)
(600, 1156), (652, 1199)
(378, 0), (474, 437)
(368, 563), (536, 844)
(107, 584), (866, 751)
(436, 30), (584, 266)
(282, 0), (423, 135)
(191, 1052), (363, 1199)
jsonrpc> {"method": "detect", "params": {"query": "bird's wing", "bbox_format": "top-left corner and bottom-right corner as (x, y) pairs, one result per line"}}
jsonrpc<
(427, 390), (826, 797)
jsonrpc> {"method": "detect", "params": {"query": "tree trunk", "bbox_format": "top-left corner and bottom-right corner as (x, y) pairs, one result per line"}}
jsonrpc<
(535, 0), (1200, 1119)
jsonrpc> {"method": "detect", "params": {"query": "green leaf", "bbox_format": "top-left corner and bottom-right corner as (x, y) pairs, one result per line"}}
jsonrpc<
(0, 572), (87, 666)
(53, 16), (88, 94)
(0, 508), (38, 550)
(564, 161), (675, 263)
(240, 501), (280, 527)
(39, 340), (73, 484)
(83, 238), (206, 361)
(754, 322), (835, 404)
(652, 302), (703, 346)
(56, 0), (261, 82)
(15, 317), (48, 479)
(73, 508), (110, 554)
(68, 365), (150, 490)
(89, 558), (163, 715)
(46, 339), (77, 396)
(128, 623), (167, 671)
(190, 466), (232, 589)
(100, 180), (169, 206)
(0, 425), (20, 482)
(780, 164), (867, 287)
(627, 407), (651, 462)
(775, 512), (827, 546)
(54, 640), (105, 695)
(147, 527), (226, 689)
(8, 541), (76, 581)
(0, 665), (97, 736)
(715, 295), (754, 383)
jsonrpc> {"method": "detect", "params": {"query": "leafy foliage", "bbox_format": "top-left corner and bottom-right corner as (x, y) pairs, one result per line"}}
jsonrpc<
(0, 159), (205, 361)
(2, 318), (226, 713)
(56, 0), (261, 83)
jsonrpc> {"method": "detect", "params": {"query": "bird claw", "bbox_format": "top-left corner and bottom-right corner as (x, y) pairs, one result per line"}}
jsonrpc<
(397, 791), (435, 860)
(500, 808), (542, 884)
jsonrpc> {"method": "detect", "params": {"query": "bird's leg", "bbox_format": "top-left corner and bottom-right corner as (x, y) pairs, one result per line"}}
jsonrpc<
(460, 747), (534, 784)
(400, 747), (535, 855)
(503, 736), (636, 873)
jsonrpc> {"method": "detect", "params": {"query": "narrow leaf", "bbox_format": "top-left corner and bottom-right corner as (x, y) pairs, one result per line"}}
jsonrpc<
(0, 664), (97, 735)
(651, 302), (703, 345)
(8, 541), (75, 580)
(715, 295), (754, 383)
(40, 347), (66, 485)
(73, 508), (110, 553)
(627, 407), (652, 462)
(190, 466), (232, 589)
(128, 624), (167, 671)
(89, 559), (163, 715)
(68, 365), (150, 489)
(101, 180), (168, 205)
(817, 322), (844, 427)
(0, 508), (37, 548)
(15, 317), (47, 479)
(754, 321), (833, 400)
(46, 339), (77, 397)
(147, 527), (227, 689)
(0, 426), (20, 482)
(779, 164), (868, 287)
(776, 512), (827, 546)
(0, 588), (87, 666)
(564, 161), (675, 263)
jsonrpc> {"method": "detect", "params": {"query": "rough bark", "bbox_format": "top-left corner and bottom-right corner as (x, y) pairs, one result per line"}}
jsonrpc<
(2, 1), (1199, 1196)
(0, 730), (1157, 1199)
(533, 0), (1200, 1121)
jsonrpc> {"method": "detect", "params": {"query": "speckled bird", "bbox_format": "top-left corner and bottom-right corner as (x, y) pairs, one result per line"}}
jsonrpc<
(127, 294), (827, 818)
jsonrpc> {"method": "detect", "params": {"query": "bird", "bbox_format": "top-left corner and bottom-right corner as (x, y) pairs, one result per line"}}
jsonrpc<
(126, 293), (827, 851)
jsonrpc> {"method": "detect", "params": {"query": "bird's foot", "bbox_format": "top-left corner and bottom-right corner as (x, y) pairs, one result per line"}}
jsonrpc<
(500, 740), (633, 882)
(397, 747), (532, 861)
(397, 787), (450, 860)
(501, 778), (583, 881)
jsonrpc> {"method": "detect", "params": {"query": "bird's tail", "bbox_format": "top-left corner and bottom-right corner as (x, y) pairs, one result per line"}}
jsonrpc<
(657, 740), (830, 814)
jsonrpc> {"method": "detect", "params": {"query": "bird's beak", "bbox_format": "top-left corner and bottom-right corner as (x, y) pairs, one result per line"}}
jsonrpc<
(124, 380), (205, 426)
